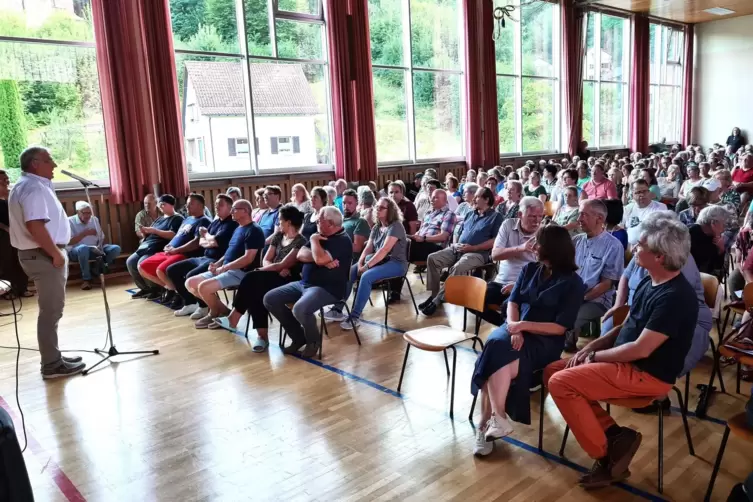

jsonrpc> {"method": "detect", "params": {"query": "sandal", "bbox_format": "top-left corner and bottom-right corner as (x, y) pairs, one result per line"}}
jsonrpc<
(252, 338), (269, 353)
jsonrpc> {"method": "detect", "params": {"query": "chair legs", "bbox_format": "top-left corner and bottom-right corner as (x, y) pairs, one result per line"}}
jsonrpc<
(405, 278), (419, 315)
(559, 425), (570, 457)
(658, 397), (664, 494)
(673, 386), (695, 456)
(449, 346), (457, 419)
(538, 382), (545, 452)
(704, 425), (731, 502)
(443, 350), (450, 376)
(397, 343), (411, 393)
(708, 336), (727, 394)
(684, 372), (690, 412)
(736, 361), (742, 394)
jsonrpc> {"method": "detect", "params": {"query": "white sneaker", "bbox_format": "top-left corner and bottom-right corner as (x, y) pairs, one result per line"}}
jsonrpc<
(190, 306), (209, 320)
(323, 307), (347, 322)
(473, 429), (493, 457)
(340, 316), (361, 330)
(174, 304), (198, 317)
(484, 414), (514, 441)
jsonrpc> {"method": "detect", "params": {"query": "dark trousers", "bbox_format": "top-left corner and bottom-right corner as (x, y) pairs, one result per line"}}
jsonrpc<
(233, 270), (290, 330)
(475, 282), (510, 327)
(166, 257), (214, 307)
(388, 240), (442, 295)
(0, 235), (28, 295)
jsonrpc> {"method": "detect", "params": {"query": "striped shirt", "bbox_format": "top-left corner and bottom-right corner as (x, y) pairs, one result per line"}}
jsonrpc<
(573, 230), (624, 309)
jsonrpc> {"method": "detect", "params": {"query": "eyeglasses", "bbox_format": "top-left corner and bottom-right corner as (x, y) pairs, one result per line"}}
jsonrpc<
(231, 207), (248, 212)
(377, 205), (389, 211)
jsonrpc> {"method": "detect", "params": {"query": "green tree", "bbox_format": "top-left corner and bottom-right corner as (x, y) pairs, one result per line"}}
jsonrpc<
(206, 0), (238, 45)
(19, 82), (82, 127)
(0, 80), (28, 175)
(169, 0), (206, 41)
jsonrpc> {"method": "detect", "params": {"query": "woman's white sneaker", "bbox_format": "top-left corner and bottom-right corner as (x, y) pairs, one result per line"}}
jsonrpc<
(190, 306), (209, 320)
(473, 428), (493, 456)
(484, 414), (514, 441)
(174, 304), (198, 317)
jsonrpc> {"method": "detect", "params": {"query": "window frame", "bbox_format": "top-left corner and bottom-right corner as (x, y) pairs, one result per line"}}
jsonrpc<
(370, 0), (467, 167)
(495, 0), (562, 158)
(581, 10), (630, 151)
(648, 21), (685, 145)
(173, 0), (335, 179)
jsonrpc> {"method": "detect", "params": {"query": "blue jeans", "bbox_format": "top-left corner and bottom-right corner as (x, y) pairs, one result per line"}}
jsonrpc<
(347, 259), (407, 318)
(263, 281), (337, 346)
(68, 244), (121, 281)
(126, 251), (154, 291)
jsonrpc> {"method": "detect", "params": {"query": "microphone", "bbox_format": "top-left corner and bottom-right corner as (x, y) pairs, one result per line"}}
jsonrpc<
(61, 170), (99, 188)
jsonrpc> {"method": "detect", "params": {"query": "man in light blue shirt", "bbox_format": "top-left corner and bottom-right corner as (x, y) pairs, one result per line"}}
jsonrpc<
(565, 199), (624, 352)
(67, 201), (121, 290)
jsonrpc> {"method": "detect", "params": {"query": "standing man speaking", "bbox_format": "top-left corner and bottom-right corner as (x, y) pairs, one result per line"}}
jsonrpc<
(8, 146), (86, 379)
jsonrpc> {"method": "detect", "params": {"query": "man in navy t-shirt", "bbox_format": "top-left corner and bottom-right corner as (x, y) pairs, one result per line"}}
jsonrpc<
(137, 193), (211, 302)
(166, 194), (238, 313)
(186, 199), (265, 328)
(545, 214), (697, 490)
(128, 194), (184, 298)
(264, 206), (353, 358)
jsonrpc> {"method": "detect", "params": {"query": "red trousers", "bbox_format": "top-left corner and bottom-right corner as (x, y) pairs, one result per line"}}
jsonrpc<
(544, 359), (672, 459)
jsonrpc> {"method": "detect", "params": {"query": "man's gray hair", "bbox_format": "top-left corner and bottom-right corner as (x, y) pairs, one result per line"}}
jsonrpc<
(581, 199), (607, 219)
(637, 212), (690, 271)
(519, 196), (544, 214)
(320, 206), (343, 226)
(323, 186), (337, 200)
(357, 186), (375, 207)
(19, 146), (48, 172)
(506, 180), (523, 194)
(697, 205), (730, 227)
(463, 182), (479, 195)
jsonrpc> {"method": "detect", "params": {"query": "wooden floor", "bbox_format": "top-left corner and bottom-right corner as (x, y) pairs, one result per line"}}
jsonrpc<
(0, 273), (750, 502)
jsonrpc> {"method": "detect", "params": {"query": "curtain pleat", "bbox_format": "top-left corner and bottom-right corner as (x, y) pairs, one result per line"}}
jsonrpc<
(629, 14), (651, 154)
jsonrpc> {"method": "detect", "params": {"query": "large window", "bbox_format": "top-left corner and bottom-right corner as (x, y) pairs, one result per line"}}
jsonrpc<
(582, 12), (629, 149)
(369, 0), (465, 164)
(170, 0), (332, 175)
(649, 23), (684, 144)
(495, 0), (560, 155)
(0, 0), (108, 183)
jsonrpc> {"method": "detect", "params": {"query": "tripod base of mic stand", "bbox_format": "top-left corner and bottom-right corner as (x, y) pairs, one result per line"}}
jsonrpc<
(82, 346), (160, 375)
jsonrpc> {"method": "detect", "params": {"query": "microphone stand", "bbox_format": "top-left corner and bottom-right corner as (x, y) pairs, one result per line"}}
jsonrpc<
(66, 177), (159, 375)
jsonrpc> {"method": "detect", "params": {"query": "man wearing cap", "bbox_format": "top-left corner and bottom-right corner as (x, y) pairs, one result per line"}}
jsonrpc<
(127, 194), (184, 299)
(67, 201), (121, 291)
(8, 146), (85, 378)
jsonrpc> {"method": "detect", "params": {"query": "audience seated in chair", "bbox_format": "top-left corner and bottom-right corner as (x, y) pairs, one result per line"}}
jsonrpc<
(544, 215), (698, 490)
(301, 187), (327, 240)
(622, 179), (667, 246)
(184, 199), (264, 329)
(251, 188), (267, 224)
(128, 195), (183, 299)
(388, 181), (419, 235)
(581, 163), (618, 201)
(134, 193), (160, 243)
(408, 189), (456, 262)
(551, 168), (581, 213)
(341, 188), (371, 263)
(420, 187), (503, 316)
(167, 195), (238, 316)
(564, 200), (624, 352)
(136, 194), (211, 305)
(324, 197), (409, 329)
(553, 186), (580, 235)
(264, 206), (353, 358)
(602, 211), (711, 379)
(67, 201), (121, 290)
(478, 196), (543, 327)
(496, 180), (522, 221)
(472, 225), (585, 456)
(731, 153), (753, 210)
(214, 205), (306, 352)
(258, 185), (282, 244)
(679, 186), (710, 227)
(689, 205), (728, 276)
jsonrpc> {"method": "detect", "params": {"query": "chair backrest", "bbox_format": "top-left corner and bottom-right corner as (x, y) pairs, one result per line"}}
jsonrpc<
(743, 282), (753, 311)
(444, 276), (488, 312)
(624, 248), (633, 268)
(544, 200), (554, 217)
(699, 272), (719, 310)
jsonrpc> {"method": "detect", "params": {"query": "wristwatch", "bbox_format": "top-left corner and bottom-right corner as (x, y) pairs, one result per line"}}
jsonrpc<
(587, 351), (597, 363)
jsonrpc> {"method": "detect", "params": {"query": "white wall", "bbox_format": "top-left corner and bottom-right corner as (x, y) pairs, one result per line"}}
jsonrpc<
(693, 15), (753, 148)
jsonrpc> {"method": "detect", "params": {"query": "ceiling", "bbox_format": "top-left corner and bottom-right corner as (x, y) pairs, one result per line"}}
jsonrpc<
(587, 0), (753, 23)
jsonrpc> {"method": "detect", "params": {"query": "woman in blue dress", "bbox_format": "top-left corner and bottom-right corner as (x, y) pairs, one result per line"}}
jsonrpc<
(472, 225), (585, 456)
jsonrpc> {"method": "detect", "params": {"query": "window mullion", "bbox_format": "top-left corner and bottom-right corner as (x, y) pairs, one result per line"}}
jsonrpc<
(236, 0), (259, 175)
(267, 0), (278, 58)
(514, 1), (523, 155)
(593, 13), (601, 149)
(404, 0), (418, 162)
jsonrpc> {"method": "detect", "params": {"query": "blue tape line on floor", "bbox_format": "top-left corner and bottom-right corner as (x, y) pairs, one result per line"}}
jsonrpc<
(127, 289), (720, 501)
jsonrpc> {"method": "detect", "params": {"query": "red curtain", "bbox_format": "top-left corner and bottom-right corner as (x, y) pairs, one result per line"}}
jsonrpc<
(561, 0), (586, 158)
(681, 24), (695, 147)
(463, 0), (482, 169)
(629, 13), (651, 154)
(326, 0), (377, 183)
(92, 0), (188, 204)
(480, 0), (499, 168)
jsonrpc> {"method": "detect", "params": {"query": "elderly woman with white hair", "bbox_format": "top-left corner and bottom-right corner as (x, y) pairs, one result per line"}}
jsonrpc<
(689, 205), (729, 275)
(357, 186), (376, 228)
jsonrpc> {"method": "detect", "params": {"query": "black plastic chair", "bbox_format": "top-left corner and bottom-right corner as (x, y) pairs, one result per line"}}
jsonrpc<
(279, 300), (361, 360)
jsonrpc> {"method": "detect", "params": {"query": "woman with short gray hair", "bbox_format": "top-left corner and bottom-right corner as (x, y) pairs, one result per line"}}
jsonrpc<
(357, 186), (376, 228)
(688, 205), (728, 274)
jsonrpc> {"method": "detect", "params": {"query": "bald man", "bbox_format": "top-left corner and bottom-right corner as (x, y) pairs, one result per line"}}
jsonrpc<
(67, 201), (121, 290)
(135, 194), (160, 242)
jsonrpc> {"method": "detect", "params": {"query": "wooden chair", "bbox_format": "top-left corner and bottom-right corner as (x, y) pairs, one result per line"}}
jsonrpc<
(720, 282), (753, 339)
(717, 282), (753, 394)
(558, 387), (694, 494)
(704, 412), (753, 502)
(717, 347), (753, 395)
(700, 273), (727, 395)
(624, 248), (633, 267)
(396, 276), (487, 418)
(543, 200), (554, 218)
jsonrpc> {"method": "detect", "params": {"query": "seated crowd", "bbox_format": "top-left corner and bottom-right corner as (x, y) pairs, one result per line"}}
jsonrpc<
(108, 136), (753, 491)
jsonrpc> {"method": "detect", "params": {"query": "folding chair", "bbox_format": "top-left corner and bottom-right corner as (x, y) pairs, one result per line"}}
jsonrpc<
(397, 276), (487, 418)
(700, 273), (727, 396)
